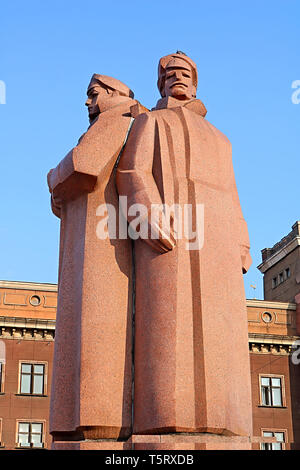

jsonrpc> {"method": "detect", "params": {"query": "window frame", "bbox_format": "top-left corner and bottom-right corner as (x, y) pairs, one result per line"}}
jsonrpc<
(18, 361), (48, 396)
(261, 429), (287, 450)
(259, 374), (286, 408)
(0, 361), (4, 393)
(272, 277), (277, 288)
(285, 267), (290, 279)
(0, 418), (3, 447)
(272, 268), (291, 289)
(16, 419), (46, 449)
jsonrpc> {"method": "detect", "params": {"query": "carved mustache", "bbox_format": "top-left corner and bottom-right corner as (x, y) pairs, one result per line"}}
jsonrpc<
(170, 82), (187, 88)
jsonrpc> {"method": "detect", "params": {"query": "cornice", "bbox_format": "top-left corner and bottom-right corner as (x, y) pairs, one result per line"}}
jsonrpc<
(248, 332), (299, 345)
(0, 316), (55, 341)
(246, 299), (296, 310)
(257, 237), (300, 273)
(248, 332), (300, 355)
(0, 280), (57, 292)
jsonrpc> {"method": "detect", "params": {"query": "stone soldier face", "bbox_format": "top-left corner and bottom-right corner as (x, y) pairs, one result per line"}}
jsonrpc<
(85, 80), (110, 123)
(164, 58), (195, 100)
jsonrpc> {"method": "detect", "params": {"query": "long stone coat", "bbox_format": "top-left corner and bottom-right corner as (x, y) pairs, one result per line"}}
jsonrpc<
(116, 97), (253, 437)
(48, 99), (140, 440)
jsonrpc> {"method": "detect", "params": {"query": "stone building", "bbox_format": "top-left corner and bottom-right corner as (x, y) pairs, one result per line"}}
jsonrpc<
(0, 281), (56, 449)
(0, 221), (300, 450)
(252, 220), (300, 449)
(248, 298), (300, 449)
(258, 221), (300, 303)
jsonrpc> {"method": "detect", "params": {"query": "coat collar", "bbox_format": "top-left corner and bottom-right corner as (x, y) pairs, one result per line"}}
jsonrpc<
(88, 98), (137, 129)
(153, 96), (207, 117)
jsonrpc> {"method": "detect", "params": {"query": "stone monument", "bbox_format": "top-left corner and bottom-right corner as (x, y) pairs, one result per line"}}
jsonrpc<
(48, 74), (146, 445)
(48, 53), (253, 450)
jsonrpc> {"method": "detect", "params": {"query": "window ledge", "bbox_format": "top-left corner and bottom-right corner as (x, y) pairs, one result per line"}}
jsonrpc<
(15, 394), (48, 397)
(258, 405), (287, 409)
(15, 446), (46, 450)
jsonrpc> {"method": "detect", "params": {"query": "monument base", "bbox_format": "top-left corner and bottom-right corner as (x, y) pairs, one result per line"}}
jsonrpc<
(51, 433), (267, 450)
(52, 440), (131, 450)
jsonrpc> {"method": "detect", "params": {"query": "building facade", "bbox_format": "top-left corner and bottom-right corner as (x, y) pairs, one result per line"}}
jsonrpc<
(258, 221), (300, 303)
(248, 299), (300, 449)
(0, 281), (299, 449)
(0, 281), (56, 449)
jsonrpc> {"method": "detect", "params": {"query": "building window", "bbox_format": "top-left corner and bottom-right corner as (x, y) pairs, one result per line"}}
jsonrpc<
(260, 375), (284, 407)
(29, 295), (41, 306)
(0, 418), (2, 447)
(285, 268), (290, 279)
(272, 269), (290, 288)
(17, 421), (44, 448)
(262, 311), (273, 323)
(19, 363), (46, 395)
(0, 362), (4, 393)
(261, 430), (285, 450)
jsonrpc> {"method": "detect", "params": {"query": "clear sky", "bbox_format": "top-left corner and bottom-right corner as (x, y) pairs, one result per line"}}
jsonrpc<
(0, 0), (299, 299)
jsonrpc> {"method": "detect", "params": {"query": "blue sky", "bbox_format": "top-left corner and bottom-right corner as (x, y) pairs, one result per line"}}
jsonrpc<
(0, 0), (299, 299)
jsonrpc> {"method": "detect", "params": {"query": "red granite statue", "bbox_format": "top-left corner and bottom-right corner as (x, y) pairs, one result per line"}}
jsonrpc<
(116, 52), (253, 444)
(48, 74), (146, 443)
(49, 55), (253, 450)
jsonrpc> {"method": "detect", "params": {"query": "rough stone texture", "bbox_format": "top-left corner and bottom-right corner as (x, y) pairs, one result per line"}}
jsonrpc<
(52, 441), (132, 450)
(130, 433), (253, 450)
(116, 53), (253, 438)
(49, 54), (253, 448)
(52, 434), (275, 450)
(47, 76), (144, 440)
